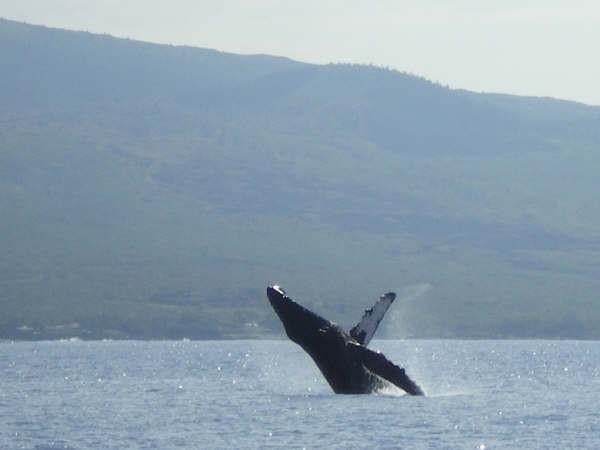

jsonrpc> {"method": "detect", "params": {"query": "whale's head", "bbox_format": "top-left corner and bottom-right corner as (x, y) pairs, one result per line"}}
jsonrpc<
(267, 285), (330, 344)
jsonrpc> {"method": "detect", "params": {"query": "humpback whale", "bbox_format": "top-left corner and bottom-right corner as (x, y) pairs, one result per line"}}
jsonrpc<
(267, 285), (424, 395)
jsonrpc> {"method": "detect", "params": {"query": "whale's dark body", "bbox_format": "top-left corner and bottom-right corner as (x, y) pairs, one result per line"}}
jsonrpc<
(267, 285), (424, 395)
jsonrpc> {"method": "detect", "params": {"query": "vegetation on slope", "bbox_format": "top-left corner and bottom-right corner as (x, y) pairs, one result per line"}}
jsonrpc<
(1, 18), (600, 339)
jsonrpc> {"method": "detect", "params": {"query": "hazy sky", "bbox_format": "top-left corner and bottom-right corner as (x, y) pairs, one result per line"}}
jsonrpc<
(2, 0), (599, 105)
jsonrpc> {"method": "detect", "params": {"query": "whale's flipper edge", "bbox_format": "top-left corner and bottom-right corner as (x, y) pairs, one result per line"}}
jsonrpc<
(349, 292), (396, 346)
(348, 342), (424, 396)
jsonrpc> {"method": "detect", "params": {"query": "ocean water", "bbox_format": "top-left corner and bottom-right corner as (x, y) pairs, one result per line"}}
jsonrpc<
(1, 339), (599, 449)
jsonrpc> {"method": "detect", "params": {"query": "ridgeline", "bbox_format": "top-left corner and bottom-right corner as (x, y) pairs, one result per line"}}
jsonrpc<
(2, 18), (600, 339)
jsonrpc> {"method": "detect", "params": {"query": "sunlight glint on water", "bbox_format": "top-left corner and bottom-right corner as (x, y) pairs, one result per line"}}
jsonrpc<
(1, 340), (599, 449)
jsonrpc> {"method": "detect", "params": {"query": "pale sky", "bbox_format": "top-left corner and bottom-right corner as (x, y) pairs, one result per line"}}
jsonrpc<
(2, 0), (599, 105)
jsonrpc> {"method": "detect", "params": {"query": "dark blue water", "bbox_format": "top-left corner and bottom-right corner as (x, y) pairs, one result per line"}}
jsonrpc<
(1, 340), (599, 449)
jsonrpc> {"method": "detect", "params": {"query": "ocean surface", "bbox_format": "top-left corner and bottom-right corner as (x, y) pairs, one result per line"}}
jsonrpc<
(1, 339), (599, 449)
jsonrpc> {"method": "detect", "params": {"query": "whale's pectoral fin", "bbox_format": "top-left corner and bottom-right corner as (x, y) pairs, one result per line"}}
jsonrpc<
(349, 343), (424, 396)
(349, 292), (396, 346)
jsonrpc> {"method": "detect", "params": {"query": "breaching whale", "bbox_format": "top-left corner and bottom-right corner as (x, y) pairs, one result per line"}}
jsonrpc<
(267, 285), (424, 395)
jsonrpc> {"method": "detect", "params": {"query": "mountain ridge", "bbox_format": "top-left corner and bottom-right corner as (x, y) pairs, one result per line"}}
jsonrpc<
(1, 18), (600, 340)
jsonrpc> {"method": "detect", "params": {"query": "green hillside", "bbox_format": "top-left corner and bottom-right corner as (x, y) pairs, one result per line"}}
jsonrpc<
(1, 18), (600, 339)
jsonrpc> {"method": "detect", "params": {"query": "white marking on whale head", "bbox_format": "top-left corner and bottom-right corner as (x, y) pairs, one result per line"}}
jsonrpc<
(272, 285), (286, 296)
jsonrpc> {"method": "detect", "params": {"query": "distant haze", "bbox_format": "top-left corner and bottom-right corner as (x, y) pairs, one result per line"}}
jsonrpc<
(2, 19), (600, 339)
(1, 0), (599, 105)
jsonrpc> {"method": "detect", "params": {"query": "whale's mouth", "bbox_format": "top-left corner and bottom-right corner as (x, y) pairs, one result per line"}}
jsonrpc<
(266, 285), (287, 307)
(271, 285), (286, 296)
(266, 285), (292, 319)
(266, 285), (330, 339)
